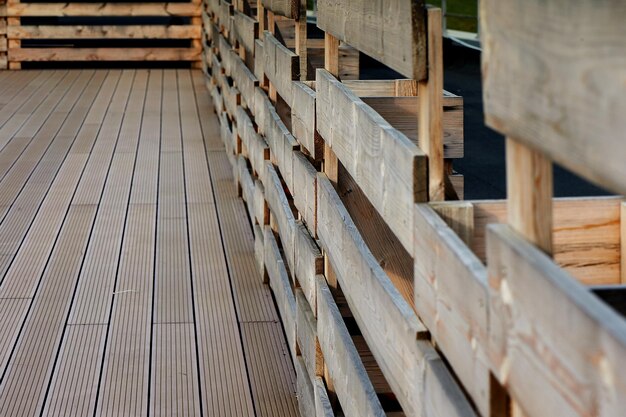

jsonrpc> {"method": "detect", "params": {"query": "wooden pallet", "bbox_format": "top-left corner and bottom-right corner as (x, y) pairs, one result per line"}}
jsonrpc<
(5, 1), (203, 68)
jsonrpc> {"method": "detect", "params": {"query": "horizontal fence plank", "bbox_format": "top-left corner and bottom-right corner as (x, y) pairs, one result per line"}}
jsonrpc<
(296, 357), (316, 417)
(8, 25), (201, 39)
(468, 197), (622, 285)
(291, 81), (322, 160)
(296, 288), (323, 384)
(7, 2), (202, 17)
(237, 106), (269, 180)
(293, 221), (322, 309)
(316, 276), (386, 417)
(314, 377), (335, 417)
(230, 50), (258, 110)
(265, 162), (297, 274)
(233, 10), (258, 58)
(316, 69), (427, 253)
(481, 0), (626, 196)
(261, 0), (297, 19)
(413, 203), (490, 416)
(264, 225), (297, 359)
(291, 151), (317, 236)
(8, 47), (201, 61)
(263, 31), (299, 104)
(487, 224), (626, 417)
(317, 0), (426, 80)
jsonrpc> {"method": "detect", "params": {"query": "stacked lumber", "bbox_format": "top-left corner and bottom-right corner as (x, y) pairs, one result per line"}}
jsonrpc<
(5, 0), (202, 68)
(0, 0), (6, 68)
(202, 0), (626, 416)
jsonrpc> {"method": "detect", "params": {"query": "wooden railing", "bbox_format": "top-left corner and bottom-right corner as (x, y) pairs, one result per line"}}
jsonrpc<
(201, 0), (626, 416)
(3, 0), (202, 68)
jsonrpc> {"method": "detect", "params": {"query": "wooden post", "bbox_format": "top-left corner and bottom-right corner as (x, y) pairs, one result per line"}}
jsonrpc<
(417, 8), (444, 201)
(257, 0), (265, 33)
(505, 137), (553, 417)
(267, 10), (275, 35)
(619, 202), (626, 284)
(295, 0), (308, 81)
(323, 32), (340, 185)
(506, 138), (553, 255)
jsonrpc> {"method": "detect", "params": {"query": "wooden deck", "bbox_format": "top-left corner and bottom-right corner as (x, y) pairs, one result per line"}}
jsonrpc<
(0, 69), (299, 417)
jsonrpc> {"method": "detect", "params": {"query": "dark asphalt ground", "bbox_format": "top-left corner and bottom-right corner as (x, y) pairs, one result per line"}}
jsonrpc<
(362, 40), (611, 200)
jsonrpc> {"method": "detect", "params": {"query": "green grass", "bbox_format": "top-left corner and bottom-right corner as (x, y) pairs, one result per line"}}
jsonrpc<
(428, 0), (479, 33)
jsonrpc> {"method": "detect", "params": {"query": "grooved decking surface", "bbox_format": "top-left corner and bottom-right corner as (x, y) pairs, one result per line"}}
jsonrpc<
(0, 69), (299, 417)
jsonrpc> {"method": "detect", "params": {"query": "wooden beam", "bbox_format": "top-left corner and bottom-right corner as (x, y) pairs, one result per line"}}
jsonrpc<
(7, 25), (201, 39)
(316, 0), (427, 80)
(418, 8), (444, 201)
(8, 47), (201, 62)
(7, 2), (202, 16)
(481, 0), (626, 197)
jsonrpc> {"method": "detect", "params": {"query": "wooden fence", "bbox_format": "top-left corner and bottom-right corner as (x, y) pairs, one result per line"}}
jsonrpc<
(2, 0), (203, 68)
(203, 0), (626, 416)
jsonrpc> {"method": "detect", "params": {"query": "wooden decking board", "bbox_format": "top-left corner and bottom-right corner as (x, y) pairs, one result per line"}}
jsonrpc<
(205, 150), (279, 323)
(150, 323), (202, 417)
(95, 204), (155, 417)
(0, 71), (69, 151)
(0, 71), (43, 112)
(96, 70), (162, 417)
(241, 322), (300, 417)
(0, 69), (298, 417)
(0, 154), (89, 298)
(187, 202), (256, 417)
(42, 325), (107, 417)
(0, 205), (97, 417)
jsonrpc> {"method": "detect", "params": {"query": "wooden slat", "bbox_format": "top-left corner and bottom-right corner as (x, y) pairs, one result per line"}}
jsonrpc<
(296, 357), (317, 417)
(413, 203), (490, 416)
(264, 225), (297, 358)
(8, 2), (202, 16)
(316, 69), (427, 253)
(9, 47), (202, 62)
(363, 96), (463, 159)
(8, 25), (201, 39)
(230, 51), (259, 110)
(237, 105), (269, 180)
(316, 275), (386, 417)
(481, 0), (626, 196)
(470, 197), (622, 285)
(292, 151), (317, 235)
(314, 377), (335, 417)
(293, 221), (323, 309)
(296, 288), (323, 382)
(487, 224), (626, 417)
(263, 31), (299, 104)
(233, 10), (258, 58)
(291, 81), (322, 160)
(316, 0), (426, 80)
(261, 0), (297, 19)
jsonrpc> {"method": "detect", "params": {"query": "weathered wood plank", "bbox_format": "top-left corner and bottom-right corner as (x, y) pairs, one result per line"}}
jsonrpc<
(316, 69), (427, 253)
(291, 150), (317, 235)
(8, 25), (201, 39)
(296, 288), (323, 383)
(8, 2), (202, 16)
(230, 50), (258, 110)
(261, 0), (297, 19)
(413, 203), (490, 416)
(8, 47), (201, 62)
(363, 96), (463, 159)
(264, 225), (297, 359)
(317, 0), (426, 80)
(314, 377), (335, 417)
(487, 224), (626, 417)
(291, 81), (323, 160)
(471, 197), (622, 285)
(481, 0), (626, 196)
(237, 106), (269, 180)
(316, 275), (386, 417)
(233, 10), (258, 58)
(296, 356), (317, 417)
(263, 31), (299, 104)
(293, 221), (323, 309)
(318, 174), (419, 413)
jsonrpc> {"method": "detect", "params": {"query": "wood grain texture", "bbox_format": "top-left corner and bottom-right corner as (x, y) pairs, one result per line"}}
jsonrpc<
(8, 25), (201, 39)
(364, 95), (463, 159)
(261, 0), (297, 19)
(263, 31), (299, 104)
(481, 0), (626, 196)
(470, 197), (622, 285)
(316, 276), (386, 417)
(317, 0), (426, 80)
(316, 69), (427, 253)
(291, 150), (317, 236)
(318, 174), (472, 417)
(230, 50), (259, 110)
(487, 224), (626, 417)
(293, 221), (323, 309)
(233, 10), (258, 58)
(296, 288), (323, 383)
(291, 81), (323, 160)
(413, 203), (490, 416)
(8, 47), (201, 62)
(8, 2), (202, 16)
